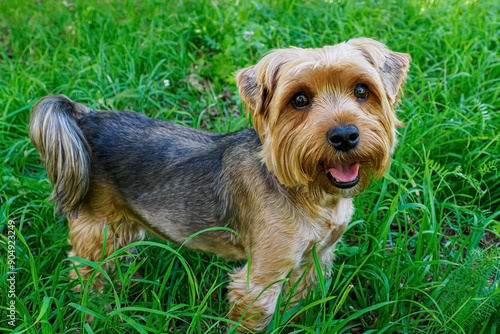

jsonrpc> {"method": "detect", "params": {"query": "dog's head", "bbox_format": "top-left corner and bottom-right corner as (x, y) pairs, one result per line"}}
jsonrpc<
(236, 38), (410, 198)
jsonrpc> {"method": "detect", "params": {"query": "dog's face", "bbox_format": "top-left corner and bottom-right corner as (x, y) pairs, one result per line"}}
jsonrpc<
(236, 38), (411, 198)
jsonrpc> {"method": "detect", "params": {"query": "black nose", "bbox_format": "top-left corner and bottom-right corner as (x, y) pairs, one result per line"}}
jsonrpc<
(327, 125), (359, 152)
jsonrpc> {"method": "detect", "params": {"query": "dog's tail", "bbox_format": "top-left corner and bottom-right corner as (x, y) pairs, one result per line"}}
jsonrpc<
(29, 95), (93, 216)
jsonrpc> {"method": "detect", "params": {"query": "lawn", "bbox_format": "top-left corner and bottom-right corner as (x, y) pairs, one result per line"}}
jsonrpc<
(1, 0), (499, 333)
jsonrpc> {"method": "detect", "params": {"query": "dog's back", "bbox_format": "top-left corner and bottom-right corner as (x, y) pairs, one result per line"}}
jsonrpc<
(78, 110), (234, 227)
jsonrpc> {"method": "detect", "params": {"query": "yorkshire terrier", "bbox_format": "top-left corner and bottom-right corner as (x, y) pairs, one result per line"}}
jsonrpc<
(29, 38), (410, 332)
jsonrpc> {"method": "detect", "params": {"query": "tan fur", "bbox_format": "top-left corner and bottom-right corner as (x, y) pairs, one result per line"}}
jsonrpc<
(29, 38), (410, 332)
(67, 181), (145, 290)
(230, 38), (409, 331)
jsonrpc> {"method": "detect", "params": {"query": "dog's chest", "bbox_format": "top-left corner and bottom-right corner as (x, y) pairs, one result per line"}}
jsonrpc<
(299, 197), (354, 252)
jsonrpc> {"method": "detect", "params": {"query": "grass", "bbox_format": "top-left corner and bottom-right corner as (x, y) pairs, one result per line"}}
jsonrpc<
(1, 0), (499, 333)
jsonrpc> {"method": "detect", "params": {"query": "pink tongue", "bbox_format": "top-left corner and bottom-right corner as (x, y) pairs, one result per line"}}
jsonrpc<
(327, 163), (360, 182)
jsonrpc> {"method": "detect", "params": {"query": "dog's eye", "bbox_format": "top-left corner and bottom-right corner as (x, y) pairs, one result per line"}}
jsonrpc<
(291, 93), (310, 109)
(354, 84), (369, 101)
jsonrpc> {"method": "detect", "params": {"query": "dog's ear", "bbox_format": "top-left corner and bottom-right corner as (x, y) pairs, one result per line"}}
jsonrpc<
(348, 38), (411, 106)
(235, 65), (260, 112)
(236, 52), (285, 133)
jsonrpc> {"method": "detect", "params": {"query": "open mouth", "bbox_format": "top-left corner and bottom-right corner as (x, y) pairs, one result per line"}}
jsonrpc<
(324, 162), (360, 189)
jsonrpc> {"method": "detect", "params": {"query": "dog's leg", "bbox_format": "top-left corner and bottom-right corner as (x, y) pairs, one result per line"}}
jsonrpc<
(227, 235), (308, 332)
(67, 211), (143, 290)
(286, 220), (347, 309)
(286, 244), (336, 307)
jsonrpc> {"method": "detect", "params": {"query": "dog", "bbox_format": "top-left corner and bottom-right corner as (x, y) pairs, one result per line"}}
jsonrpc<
(29, 38), (410, 332)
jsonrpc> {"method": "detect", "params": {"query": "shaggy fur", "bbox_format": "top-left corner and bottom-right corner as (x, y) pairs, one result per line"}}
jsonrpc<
(29, 38), (410, 332)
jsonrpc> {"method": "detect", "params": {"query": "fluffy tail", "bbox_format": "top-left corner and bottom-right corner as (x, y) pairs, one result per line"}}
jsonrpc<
(29, 95), (93, 216)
